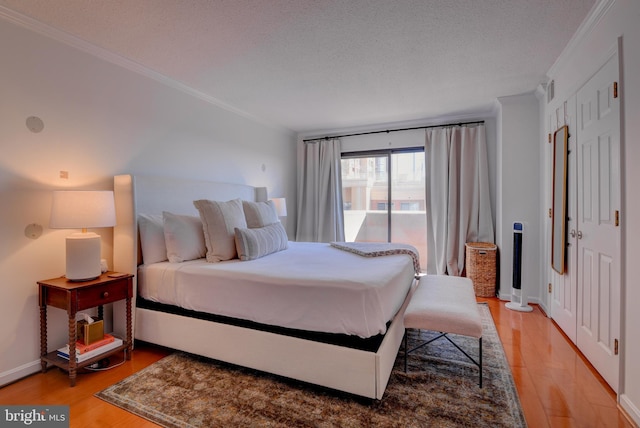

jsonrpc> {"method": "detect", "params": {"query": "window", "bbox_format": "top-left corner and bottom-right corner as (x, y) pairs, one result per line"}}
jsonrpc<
(341, 148), (427, 269)
(400, 202), (420, 211)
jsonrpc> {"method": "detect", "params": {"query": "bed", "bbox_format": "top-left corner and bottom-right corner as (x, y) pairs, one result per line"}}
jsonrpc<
(112, 174), (417, 399)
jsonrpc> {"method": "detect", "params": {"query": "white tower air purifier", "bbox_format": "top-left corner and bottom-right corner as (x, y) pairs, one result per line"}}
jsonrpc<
(506, 221), (533, 312)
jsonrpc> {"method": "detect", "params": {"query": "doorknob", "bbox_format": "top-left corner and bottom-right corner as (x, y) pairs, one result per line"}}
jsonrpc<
(577, 230), (583, 239)
(570, 229), (576, 238)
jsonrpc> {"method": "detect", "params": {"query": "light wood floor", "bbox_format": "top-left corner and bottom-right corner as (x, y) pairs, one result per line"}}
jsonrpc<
(479, 297), (635, 428)
(0, 298), (635, 427)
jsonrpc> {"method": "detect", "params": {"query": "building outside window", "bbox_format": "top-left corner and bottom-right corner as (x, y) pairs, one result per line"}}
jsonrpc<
(341, 149), (426, 269)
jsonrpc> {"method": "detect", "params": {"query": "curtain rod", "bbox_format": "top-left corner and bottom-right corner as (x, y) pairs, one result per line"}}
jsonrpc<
(303, 120), (485, 143)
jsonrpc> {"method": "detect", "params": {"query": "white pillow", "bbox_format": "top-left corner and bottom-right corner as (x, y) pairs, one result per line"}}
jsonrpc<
(234, 222), (288, 261)
(193, 199), (247, 262)
(162, 211), (206, 263)
(138, 214), (167, 264)
(242, 200), (278, 228)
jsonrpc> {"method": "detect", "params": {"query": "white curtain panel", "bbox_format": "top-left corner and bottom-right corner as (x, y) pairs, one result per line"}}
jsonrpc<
(296, 138), (345, 243)
(425, 124), (494, 275)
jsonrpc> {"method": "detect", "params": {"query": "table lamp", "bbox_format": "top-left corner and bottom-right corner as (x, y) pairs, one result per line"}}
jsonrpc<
(50, 190), (116, 281)
(271, 198), (287, 218)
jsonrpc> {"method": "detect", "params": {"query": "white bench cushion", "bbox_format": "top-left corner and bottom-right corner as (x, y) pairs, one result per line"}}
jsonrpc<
(404, 275), (482, 338)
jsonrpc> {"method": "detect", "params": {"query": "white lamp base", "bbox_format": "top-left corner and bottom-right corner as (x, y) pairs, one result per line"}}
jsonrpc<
(66, 232), (102, 281)
(505, 288), (533, 312)
(505, 301), (533, 312)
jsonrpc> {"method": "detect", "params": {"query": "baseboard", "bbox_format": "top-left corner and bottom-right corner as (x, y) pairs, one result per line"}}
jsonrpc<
(497, 292), (510, 301)
(620, 394), (640, 427)
(536, 300), (550, 317)
(0, 360), (41, 387)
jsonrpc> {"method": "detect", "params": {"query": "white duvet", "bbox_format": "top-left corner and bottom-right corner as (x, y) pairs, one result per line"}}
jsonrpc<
(138, 241), (415, 338)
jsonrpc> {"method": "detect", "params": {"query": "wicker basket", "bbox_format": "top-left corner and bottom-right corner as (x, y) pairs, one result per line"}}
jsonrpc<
(465, 242), (497, 297)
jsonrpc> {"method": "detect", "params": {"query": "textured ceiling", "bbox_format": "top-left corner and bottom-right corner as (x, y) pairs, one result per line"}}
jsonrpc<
(0, 0), (595, 133)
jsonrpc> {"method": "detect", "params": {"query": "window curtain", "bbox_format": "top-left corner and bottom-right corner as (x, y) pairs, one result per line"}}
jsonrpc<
(296, 138), (345, 242)
(425, 124), (494, 275)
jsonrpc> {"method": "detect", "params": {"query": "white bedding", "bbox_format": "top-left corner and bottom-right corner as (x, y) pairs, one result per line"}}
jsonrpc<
(138, 241), (415, 338)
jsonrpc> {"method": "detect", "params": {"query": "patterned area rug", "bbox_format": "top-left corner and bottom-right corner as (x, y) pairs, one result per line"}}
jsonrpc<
(97, 304), (526, 427)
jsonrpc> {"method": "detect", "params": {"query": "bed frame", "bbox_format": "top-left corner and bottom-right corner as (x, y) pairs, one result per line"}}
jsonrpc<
(112, 174), (415, 399)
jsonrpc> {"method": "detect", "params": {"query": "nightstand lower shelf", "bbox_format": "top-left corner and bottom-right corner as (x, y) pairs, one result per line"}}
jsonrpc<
(42, 344), (128, 371)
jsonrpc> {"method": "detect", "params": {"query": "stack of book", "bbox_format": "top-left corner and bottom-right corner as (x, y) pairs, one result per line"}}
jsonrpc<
(57, 333), (123, 362)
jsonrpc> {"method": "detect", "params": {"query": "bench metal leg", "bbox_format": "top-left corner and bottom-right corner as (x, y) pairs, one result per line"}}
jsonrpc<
(404, 329), (407, 373)
(404, 328), (483, 387)
(479, 337), (483, 388)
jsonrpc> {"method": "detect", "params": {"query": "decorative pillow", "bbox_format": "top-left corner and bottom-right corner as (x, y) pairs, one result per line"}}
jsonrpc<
(138, 214), (167, 264)
(193, 199), (247, 262)
(162, 211), (206, 263)
(242, 200), (278, 228)
(234, 222), (288, 261)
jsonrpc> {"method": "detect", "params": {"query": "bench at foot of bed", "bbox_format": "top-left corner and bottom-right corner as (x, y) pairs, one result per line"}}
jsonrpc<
(403, 275), (483, 387)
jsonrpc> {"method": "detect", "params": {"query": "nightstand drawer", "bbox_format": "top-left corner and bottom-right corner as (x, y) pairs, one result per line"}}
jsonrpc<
(76, 282), (128, 308)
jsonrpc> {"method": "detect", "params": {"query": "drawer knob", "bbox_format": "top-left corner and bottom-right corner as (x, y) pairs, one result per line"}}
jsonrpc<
(102, 291), (109, 298)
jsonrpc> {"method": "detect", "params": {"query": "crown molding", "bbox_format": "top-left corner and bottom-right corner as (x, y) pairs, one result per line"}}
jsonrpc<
(0, 5), (292, 134)
(547, 0), (616, 78)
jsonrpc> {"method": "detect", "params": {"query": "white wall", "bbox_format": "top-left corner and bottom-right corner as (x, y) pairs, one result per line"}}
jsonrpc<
(0, 18), (296, 386)
(543, 0), (640, 422)
(496, 93), (542, 304)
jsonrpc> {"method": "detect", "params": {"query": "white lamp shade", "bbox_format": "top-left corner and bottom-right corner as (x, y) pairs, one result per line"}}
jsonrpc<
(271, 198), (287, 217)
(50, 190), (116, 229)
(50, 190), (116, 281)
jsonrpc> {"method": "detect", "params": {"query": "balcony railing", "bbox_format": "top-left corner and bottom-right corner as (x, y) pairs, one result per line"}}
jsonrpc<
(344, 210), (427, 271)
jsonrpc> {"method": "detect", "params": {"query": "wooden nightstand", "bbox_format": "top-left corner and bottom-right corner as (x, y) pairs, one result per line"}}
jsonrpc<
(38, 272), (133, 386)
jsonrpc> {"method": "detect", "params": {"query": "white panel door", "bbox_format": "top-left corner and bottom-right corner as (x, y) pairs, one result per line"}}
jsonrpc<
(575, 52), (621, 392)
(550, 96), (578, 344)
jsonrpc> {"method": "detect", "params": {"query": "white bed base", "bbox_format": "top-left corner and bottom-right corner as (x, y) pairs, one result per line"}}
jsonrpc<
(112, 174), (415, 399)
